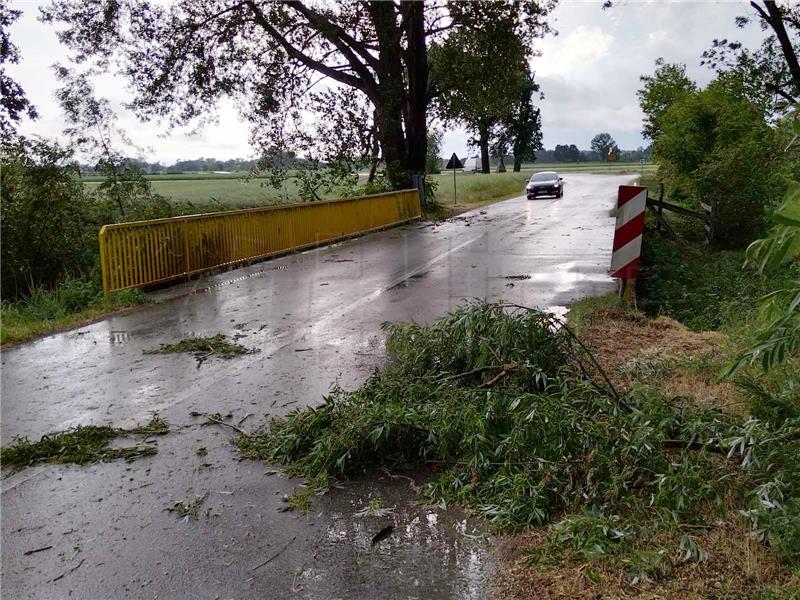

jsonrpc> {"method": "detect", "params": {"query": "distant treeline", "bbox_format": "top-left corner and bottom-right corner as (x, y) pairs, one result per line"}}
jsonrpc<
(536, 145), (652, 164)
(75, 145), (654, 176)
(77, 157), (262, 175)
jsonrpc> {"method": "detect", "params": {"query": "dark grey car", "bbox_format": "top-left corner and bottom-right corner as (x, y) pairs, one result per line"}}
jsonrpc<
(526, 171), (564, 199)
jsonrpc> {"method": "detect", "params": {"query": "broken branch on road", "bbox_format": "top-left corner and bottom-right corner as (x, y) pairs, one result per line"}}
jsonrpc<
(0, 414), (168, 469)
(145, 333), (259, 365)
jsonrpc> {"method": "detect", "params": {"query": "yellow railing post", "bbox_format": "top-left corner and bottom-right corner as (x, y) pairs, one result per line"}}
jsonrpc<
(98, 225), (111, 301)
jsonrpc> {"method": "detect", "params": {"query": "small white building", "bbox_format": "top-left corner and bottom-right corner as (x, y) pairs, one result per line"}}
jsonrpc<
(461, 156), (479, 173)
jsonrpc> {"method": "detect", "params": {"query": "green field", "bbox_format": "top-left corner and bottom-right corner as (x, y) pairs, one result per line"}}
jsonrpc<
(83, 161), (657, 210)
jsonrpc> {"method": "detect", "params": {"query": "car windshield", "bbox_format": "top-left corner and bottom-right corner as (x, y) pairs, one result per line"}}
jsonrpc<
(531, 172), (557, 182)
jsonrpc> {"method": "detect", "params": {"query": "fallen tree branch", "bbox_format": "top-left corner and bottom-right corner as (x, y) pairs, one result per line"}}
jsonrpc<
(482, 369), (509, 388)
(439, 364), (512, 383)
(502, 303), (624, 405)
(663, 439), (723, 453)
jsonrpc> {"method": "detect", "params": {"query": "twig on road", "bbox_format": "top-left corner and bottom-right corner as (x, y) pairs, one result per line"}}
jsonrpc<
(251, 536), (296, 571)
(23, 545), (53, 556)
(197, 413), (249, 436)
(50, 558), (85, 583)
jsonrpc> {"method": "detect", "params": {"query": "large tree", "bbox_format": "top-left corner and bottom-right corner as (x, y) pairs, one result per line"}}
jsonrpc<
(41, 1), (554, 189)
(427, 12), (540, 174)
(0, 4), (37, 134)
(701, 1), (800, 112)
(504, 74), (543, 172)
(590, 132), (617, 162)
(637, 59), (696, 140)
(654, 80), (785, 247)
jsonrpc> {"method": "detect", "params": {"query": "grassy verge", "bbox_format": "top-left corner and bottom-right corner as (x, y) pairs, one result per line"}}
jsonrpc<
(637, 225), (800, 332)
(1, 278), (148, 346)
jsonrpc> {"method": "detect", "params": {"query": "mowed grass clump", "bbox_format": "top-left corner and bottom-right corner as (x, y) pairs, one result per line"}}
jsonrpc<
(145, 333), (258, 360)
(0, 415), (168, 468)
(238, 301), (800, 573)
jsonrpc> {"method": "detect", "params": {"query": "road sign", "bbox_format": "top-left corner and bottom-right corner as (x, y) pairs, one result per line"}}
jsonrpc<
(445, 153), (462, 205)
(611, 185), (647, 281)
(445, 153), (463, 170)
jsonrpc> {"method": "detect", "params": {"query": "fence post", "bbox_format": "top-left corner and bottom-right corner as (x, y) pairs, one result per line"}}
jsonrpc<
(98, 226), (111, 301)
(700, 199), (718, 245)
(411, 174), (426, 210)
(182, 222), (191, 276)
(657, 183), (664, 232)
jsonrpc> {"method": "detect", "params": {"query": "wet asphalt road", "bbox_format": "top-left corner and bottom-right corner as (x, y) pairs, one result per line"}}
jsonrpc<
(1, 173), (630, 599)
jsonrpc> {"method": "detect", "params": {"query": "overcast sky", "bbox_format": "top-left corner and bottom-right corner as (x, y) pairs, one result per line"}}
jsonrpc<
(7, 0), (766, 163)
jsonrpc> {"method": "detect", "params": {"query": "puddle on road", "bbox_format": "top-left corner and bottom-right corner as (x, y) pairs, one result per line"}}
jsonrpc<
(300, 476), (495, 599)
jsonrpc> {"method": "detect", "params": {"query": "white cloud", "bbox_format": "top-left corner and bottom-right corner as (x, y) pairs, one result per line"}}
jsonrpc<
(535, 25), (615, 78)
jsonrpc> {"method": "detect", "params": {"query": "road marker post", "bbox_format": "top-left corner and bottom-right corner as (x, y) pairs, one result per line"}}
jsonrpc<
(611, 185), (647, 306)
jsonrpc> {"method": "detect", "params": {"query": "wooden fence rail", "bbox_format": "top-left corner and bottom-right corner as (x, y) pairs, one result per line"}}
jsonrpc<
(645, 183), (718, 244)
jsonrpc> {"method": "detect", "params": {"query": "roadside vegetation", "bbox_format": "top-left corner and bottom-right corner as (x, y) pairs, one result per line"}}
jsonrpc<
(237, 300), (799, 596)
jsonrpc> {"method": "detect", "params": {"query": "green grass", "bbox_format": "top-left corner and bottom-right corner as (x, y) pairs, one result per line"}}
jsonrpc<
(81, 163), (657, 211)
(638, 224), (800, 332)
(1, 281), (149, 346)
(566, 293), (624, 334)
(430, 170), (532, 207)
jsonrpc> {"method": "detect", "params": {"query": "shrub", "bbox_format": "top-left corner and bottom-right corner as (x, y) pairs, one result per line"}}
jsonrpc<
(0, 137), (97, 299)
(654, 79), (787, 248)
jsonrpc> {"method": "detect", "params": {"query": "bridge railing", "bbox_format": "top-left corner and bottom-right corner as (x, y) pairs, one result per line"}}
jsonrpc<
(99, 189), (421, 293)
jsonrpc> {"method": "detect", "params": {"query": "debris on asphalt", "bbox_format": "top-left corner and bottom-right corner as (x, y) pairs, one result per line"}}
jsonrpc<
(144, 333), (259, 363)
(354, 498), (395, 519)
(504, 274), (532, 280)
(50, 558), (85, 583)
(169, 493), (208, 520)
(279, 488), (313, 514)
(192, 411), (250, 435)
(0, 415), (168, 468)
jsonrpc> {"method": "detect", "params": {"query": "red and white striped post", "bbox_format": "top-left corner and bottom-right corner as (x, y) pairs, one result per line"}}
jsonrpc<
(611, 185), (647, 302)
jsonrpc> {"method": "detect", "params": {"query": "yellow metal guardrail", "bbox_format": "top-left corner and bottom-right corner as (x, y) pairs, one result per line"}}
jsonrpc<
(99, 189), (420, 293)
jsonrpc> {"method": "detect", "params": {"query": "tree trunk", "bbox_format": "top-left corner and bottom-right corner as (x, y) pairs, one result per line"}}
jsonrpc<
(403, 0), (428, 178)
(497, 155), (506, 173)
(478, 124), (490, 174)
(369, 2), (410, 189)
(764, 1), (800, 94)
(513, 155), (522, 172)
